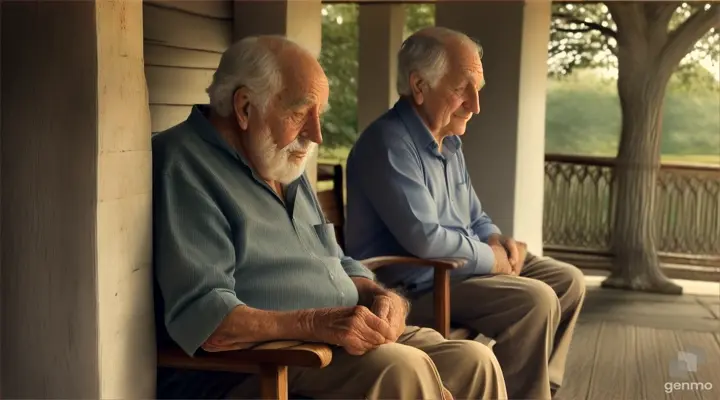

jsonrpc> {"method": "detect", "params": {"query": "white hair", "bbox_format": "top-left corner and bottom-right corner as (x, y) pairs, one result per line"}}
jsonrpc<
(396, 27), (484, 97)
(206, 36), (287, 117)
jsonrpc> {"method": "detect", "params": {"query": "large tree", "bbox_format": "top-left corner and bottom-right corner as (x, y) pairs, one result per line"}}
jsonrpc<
(551, 1), (719, 294)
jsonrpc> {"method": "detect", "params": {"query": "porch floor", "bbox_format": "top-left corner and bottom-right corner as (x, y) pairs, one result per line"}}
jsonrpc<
(555, 279), (720, 400)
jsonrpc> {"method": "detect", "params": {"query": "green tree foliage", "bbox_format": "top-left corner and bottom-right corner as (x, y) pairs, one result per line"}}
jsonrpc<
(404, 4), (435, 39)
(319, 4), (435, 154)
(318, 2), (718, 162)
(545, 1), (720, 160)
(549, 2), (720, 92)
(319, 4), (359, 150)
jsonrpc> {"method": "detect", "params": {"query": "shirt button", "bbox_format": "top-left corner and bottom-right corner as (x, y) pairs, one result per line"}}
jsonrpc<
(340, 292), (344, 297)
(330, 274), (335, 280)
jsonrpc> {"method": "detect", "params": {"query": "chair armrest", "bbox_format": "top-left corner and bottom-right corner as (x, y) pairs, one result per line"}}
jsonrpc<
(360, 256), (467, 271)
(157, 341), (333, 374)
(359, 256), (467, 339)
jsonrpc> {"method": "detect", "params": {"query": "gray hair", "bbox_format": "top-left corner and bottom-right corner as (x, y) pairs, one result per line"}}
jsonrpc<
(206, 36), (287, 117)
(396, 27), (483, 97)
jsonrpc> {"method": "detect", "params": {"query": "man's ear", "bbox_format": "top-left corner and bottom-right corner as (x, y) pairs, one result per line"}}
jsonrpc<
(409, 71), (425, 105)
(232, 87), (252, 130)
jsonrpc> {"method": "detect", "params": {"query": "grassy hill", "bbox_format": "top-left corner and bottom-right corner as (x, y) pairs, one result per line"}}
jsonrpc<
(545, 71), (719, 164)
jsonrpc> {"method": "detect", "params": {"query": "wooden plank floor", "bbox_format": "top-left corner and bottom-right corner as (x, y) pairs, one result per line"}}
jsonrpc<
(556, 286), (720, 400)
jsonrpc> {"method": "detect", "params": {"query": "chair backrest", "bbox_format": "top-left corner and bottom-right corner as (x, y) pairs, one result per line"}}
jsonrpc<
(316, 163), (346, 250)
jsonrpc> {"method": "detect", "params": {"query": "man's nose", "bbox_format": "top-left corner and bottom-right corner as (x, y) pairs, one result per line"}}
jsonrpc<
(466, 89), (480, 114)
(304, 114), (323, 145)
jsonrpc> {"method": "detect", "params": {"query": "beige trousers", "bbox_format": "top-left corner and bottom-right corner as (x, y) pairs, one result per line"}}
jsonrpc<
(227, 326), (508, 399)
(408, 254), (586, 400)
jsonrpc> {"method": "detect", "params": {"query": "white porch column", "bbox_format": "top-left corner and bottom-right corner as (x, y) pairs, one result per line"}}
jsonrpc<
(233, 0), (322, 189)
(357, 3), (405, 132)
(1, 0), (154, 397)
(436, 0), (551, 255)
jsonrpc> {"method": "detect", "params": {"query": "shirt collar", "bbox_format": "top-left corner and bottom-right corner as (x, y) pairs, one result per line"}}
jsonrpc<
(394, 97), (462, 157)
(186, 104), (304, 192)
(187, 104), (252, 167)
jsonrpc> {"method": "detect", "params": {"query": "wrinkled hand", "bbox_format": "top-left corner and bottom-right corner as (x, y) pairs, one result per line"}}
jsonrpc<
(511, 241), (528, 275)
(489, 235), (527, 275)
(370, 293), (408, 343)
(310, 306), (394, 355)
(490, 243), (513, 275)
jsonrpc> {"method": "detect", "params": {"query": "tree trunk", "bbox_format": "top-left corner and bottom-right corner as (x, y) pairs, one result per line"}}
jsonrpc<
(601, 54), (682, 294)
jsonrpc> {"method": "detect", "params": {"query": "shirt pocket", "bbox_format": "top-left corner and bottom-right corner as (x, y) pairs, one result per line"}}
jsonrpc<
(453, 182), (470, 220)
(312, 223), (341, 258)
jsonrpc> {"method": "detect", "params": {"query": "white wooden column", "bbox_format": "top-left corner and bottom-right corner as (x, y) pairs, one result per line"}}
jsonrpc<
(357, 3), (405, 133)
(95, 1), (155, 397)
(1, 0), (154, 397)
(436, 0), (551, 255)
(233, 0), (322, 190)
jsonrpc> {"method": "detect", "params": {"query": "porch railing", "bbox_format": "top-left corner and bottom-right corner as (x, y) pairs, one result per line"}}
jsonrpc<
(543, 154), (720, 277)
(320, 155), (720, 280)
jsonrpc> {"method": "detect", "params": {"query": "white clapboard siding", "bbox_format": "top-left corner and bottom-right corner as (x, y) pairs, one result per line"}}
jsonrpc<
(150, 105), (193, 133)
(144, 0), (232, 133)
(144, 44), (222, 69)
(143, 3), (231, 52)
(145, 0), (233, 19)
(145, 66), (214, 106)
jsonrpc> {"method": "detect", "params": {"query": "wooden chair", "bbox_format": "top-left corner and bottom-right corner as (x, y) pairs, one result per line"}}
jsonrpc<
(153, 164), (475, 400)
(157, 337), (331, 400)
(154, 280), (333, 400)
(316, 163), (480, 342)
(154, 256), (464, 400)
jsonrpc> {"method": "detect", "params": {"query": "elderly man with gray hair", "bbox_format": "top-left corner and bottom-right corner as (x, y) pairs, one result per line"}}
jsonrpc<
(345, 27), (587, 400)
(152, 35), (507, 399)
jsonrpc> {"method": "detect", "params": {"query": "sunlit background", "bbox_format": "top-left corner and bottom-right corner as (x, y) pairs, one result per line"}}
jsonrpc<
(317, 2), (720, 165)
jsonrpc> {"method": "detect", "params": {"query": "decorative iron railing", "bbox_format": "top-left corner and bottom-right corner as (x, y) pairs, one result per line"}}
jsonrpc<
(544, 154), (720, 265)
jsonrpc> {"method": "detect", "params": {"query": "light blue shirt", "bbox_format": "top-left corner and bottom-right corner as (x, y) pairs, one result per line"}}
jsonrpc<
(345, 98), (501, 293)
(153, 105), (375, 358)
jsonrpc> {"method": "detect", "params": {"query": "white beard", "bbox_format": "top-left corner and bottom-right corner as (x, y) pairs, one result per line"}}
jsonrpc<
(251, 126), (317, 185)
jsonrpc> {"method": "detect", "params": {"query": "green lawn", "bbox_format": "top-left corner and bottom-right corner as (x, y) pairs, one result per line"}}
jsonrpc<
(660, 154), (720, 165)
(316, 147), (718, 191)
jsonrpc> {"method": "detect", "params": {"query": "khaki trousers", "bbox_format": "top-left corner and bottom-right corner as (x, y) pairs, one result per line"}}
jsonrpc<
(227, 326), (508, 399)
(408, 254), (586, 400)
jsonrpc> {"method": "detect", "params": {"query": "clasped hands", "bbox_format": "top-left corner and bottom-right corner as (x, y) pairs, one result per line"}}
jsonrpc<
(313, 291), (407, 356)
(488, 234), (528, 276)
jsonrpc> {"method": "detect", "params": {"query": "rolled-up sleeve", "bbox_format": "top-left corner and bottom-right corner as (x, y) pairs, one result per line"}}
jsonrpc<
(357, 137), (496, 276)
(339, 248), (375, 281)
(154, 163), (243, 356)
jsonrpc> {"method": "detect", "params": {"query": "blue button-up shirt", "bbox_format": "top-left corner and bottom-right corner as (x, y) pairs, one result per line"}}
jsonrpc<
(345, 98), (501, 293)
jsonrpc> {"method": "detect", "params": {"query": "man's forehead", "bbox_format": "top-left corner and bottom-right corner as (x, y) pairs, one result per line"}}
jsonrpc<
(450, 57), (483, 86)
(276, 49), (329, 104)
(286, 94), (329, 112)
(458, 43), (484, 80)
(446, 41), (482, 70)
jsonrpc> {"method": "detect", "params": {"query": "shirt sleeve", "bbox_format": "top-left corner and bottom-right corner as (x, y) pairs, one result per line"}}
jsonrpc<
(339, 253), (376, 281)
(466, 171), (502, 241)
(355, 135), (496, 276)
(154, 163), (243, 356)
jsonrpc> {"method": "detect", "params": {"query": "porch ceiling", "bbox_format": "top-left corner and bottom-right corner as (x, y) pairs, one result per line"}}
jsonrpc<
(323, 0), (591, 3)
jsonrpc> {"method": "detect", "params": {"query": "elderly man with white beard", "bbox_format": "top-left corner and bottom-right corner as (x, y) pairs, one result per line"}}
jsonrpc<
(151, 35), (507, 400)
